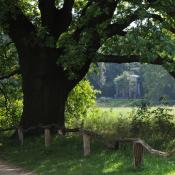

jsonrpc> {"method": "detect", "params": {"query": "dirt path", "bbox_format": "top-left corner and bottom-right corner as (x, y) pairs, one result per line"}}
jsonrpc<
(0, 160), (35, 175)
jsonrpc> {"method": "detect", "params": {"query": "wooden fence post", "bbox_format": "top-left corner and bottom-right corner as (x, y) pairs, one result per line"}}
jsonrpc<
(133, 141), (144, 168)
(83, 133), (91, 156)
(58, 129), (64, 136)
(44, 128), (51, 148)
(18, 128), (23, 146)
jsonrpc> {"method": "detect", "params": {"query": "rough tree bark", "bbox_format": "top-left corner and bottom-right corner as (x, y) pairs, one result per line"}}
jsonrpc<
(19, 55), (90, 131)
(17, 45), (81, 130)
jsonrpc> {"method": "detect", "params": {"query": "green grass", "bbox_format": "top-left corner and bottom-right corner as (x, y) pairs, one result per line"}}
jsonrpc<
(0, 135), (175, 175)
(96, 99), (144, 107)
(0, 104), (175, 174)
(95, 106), (175, 121)
(96, 98), (175, 107)
(97, 107), (133, 116)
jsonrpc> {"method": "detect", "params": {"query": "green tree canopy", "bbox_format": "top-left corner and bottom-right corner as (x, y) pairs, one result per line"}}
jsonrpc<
(0, 0), (175, 130)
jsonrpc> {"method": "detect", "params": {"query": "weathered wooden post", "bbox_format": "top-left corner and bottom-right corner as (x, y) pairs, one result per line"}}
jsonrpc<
(44, 128), (51, 148)
(58, 129), (64, 136)
(83, 133), (91, 156)
(18, 127), (23, 145)
(133, 141), (144, 168)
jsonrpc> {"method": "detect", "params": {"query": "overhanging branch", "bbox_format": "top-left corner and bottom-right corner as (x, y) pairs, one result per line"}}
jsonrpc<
(105, 9), (141, 38)
(96, 53), (175, 79)
(97, 54), (140, 63)
(96, 53), (169, 65)
(105, 11), (163, 38)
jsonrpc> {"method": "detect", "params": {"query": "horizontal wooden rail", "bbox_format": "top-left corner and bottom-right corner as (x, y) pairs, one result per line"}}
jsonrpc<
(134, 139), (175, 157)
(0, 126), (17, 132)
(0, 126), (174, 159)
(115, 138), (175, 158)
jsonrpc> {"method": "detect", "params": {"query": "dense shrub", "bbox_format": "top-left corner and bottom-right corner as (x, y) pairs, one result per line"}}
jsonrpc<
(0, 97), (22, 128)
(130, 106), (175, 148)
(65, 79), (98, 127)
(76, 104), (175, 149)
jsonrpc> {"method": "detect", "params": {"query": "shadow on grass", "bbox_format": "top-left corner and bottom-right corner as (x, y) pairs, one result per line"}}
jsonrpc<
(0, 136), (175, 175)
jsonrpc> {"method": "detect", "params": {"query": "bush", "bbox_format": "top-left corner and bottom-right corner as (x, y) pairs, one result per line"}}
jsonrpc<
(130, 105), (175, 148)
(0, 97), (22, 128)
(65, 79), (98, 127)
(80, 104), (175, 149)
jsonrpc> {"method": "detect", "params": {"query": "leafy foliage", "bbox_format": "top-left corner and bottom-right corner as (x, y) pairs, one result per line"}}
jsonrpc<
(0, 98), (22, 128)
(142, 64), (175, 100)
(66, 104), (175, 149)
(130, 105), (175, 147)
(1, 0), (175, 130)
(65, 79), (98, 127)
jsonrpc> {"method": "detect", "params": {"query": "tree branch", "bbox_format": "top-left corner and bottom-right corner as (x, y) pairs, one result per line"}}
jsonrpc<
(97, 54), (140, 63)
(38, 0), (74, 38)
(96, 53), (168, 65)
(73, 0), (119, 41)
(38, 0), (57, 30)
(97, 53), (175, 80)
(105, 9), (140, 37)
(80, 0), (94, 17)
(105, 11), (163, 37)
(6, 6), (37, 48)
(0, 70), (20, 81)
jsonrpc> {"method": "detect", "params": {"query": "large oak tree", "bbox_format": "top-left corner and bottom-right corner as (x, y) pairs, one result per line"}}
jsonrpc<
(0, 0), (175, 130)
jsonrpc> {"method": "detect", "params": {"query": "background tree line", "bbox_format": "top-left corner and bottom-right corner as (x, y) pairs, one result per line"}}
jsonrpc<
(89, 63), (175, 101)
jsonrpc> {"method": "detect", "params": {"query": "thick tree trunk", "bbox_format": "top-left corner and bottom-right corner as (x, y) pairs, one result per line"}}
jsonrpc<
(18, 47), (70, 131)
(20, 77), (68, 129)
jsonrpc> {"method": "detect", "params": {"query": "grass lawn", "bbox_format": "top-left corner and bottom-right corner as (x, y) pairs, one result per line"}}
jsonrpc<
(0, 135), (175, 175)
(95, 106), (175, 121)
(96, 98), (175, 108)
(96, 99), (144, 107)
(0, 104), (175, 174)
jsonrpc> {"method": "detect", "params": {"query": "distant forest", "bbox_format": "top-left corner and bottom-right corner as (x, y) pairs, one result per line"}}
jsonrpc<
(89, 63), (175, 100)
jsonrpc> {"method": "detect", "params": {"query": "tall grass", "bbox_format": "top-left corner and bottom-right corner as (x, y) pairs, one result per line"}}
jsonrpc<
(69, 106), (175, 149)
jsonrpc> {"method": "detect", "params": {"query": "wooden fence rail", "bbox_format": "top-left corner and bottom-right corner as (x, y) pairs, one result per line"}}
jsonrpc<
(0, 126), (174, 168)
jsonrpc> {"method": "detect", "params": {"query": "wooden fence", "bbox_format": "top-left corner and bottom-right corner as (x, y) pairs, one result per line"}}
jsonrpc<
(0, 125), (175, 168)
